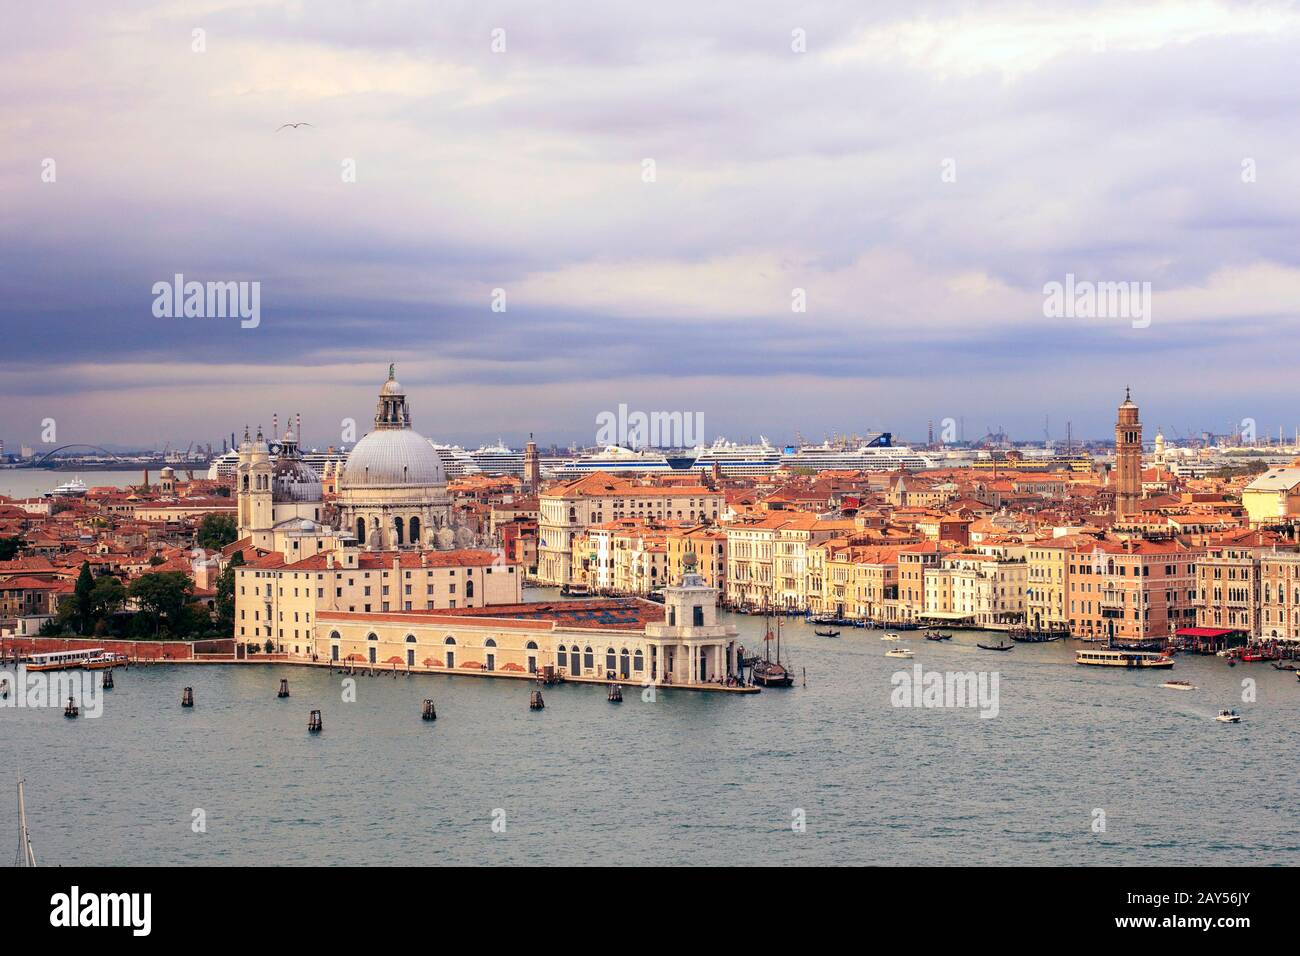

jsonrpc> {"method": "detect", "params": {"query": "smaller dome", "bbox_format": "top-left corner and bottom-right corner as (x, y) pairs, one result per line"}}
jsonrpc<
(380, 378), (404, 397)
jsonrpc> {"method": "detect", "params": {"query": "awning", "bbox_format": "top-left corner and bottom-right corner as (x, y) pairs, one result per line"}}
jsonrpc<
(1175, 627), (1238, 638)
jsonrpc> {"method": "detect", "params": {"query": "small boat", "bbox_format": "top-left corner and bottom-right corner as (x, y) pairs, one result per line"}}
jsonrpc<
(924, 631), (951, 642)
(81, 653), (127, 671)
(881, 633), (900, 642)
(1270, 661), (1298, 671)
(977, 642), (1014, 652)
(752, 610), (796, 687)
(885, 647), (914, 659)
(1160, 680), (1195, 691)
(814, 628), (840, 638)
(1215, 709), (1242, 723)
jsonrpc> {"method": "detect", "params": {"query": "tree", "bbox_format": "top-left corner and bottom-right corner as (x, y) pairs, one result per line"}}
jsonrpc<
(72, 561), (96, 634)
(128, 571), (194, 638)
(197, 513), (238, 550)
(0, 536), (23, 561)
(215, 550), (243, 636)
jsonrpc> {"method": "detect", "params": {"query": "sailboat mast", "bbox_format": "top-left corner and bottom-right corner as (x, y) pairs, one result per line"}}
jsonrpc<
(16, 777), (36, 867)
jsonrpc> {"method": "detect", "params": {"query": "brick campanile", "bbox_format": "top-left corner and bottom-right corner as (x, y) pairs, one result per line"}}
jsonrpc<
(1115, 387), (1142, 518)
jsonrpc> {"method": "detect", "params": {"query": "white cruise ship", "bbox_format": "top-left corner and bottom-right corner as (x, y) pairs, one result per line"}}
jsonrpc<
(556, 446), (674, 477)
(429, 443), (482, 479)
(469, 442), (525, 476)
(207, 447), (349, 480)
(782, 435), (938, 472)
(691, 437), (784, 477)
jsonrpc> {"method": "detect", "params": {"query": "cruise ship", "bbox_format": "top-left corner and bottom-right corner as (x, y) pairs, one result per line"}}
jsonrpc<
(691, 437), (785, 477)
(555, 446), (675, 477)
(207, 446), (350, 481)
(781, 434), (938, 472)
(469, 442), (525, 476)
(429, 443), (482, 479)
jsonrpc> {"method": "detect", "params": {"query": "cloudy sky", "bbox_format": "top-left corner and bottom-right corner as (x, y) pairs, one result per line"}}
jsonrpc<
(2, 0), (1299, 452)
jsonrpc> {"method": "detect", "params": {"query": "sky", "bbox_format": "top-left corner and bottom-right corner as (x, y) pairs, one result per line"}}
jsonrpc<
(2, 0), (1300, 452)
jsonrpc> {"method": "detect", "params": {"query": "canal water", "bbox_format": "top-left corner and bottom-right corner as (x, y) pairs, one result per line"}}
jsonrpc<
(5, 598), (1298, 865)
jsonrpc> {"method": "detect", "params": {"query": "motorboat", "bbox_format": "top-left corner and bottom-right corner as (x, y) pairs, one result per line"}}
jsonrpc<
(1160, 680), (1195, 691)
(881, 633), (900, 642)
(885, 647), (914, 659)
(1215, 709), (1242, 723)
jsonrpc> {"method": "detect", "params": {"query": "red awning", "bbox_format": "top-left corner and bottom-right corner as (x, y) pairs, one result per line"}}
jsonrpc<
(1176, 627), (1237, 638)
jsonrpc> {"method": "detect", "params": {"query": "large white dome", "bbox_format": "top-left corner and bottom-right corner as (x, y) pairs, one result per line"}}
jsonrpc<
(344, 429), (446, 488)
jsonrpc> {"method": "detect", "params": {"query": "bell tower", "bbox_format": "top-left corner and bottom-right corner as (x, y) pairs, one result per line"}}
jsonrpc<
(1115, 387), (1142, 519)
(237, 425), (273, 538)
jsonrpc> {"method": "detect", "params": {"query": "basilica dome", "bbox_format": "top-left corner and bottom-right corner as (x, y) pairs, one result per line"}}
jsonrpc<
(343, 428), (446, 487)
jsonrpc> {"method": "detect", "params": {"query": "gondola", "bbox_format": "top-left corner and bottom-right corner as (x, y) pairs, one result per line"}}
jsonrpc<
(814, 628), (840, 638)
(977, 642), (1014, 652)
(924, 631), (952, 641)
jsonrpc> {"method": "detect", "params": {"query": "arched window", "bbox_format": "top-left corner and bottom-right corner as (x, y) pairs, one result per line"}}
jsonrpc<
(619, 648), (631, 678)
(356, 518), (365, 544)
(557, 646), (568, 668)
(485, 638), (497, 647)
(242, 475), (249, 491)
(409, 516), (421, 545)
(584, 646), (594, 669)
(634, 649), (644, 672)
(405, 634), (417, 643)
(606, 647), (616, 672)
(466, 579), (474, 598)
(394, 516), (405, 546)
(367, 633), (378, 641)
(444, 636), (456, 645)
(526, 641), (538, 650)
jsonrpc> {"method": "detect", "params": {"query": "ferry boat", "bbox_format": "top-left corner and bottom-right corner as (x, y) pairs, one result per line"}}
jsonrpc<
(555, 445), (674, 477)
(82, 653), (128, 670)
(23, 648), (105, 671)
(885, 647), (914, 659)
(690, 437), (784, 477)
(1160, 679), (1195, 691)
(781, 434), (938, 473)
(1215, 709), (1242, 723)
(46, 477), (88, 498)
(1076, 648), (1175, 669)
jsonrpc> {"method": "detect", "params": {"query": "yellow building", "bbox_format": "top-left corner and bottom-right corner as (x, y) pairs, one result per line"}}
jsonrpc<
(1241, 467), (1300, 527)
(314, 557), (742, 686)
(236, 548), (521, 655)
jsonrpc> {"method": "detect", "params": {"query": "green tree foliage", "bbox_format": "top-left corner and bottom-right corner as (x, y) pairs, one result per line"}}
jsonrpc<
(0, 536), (23, 560)
(196, 513), (238, 550)
(215, 550), (244, 636)
(128, 571), (195, 638)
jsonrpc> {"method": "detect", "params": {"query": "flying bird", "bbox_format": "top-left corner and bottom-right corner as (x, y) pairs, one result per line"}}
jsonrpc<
(276, 122), (315, 131)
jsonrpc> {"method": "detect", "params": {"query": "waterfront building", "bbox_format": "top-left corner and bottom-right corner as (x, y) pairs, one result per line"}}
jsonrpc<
(1067, 538), (1201, 642)
(537, 473), (722, 586)
(236, 548), (521, 655)
(922, 551), (1027, 628)
(1114, 388), (1143, 519)
(336, 368), (453, 550)
(1258, 550), (1300, 640)
(1025, 535), (1096, 634)
(1192, 533), (1290, 635)
(312, 555), (739, 686)
(895, 543), (947, 623)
